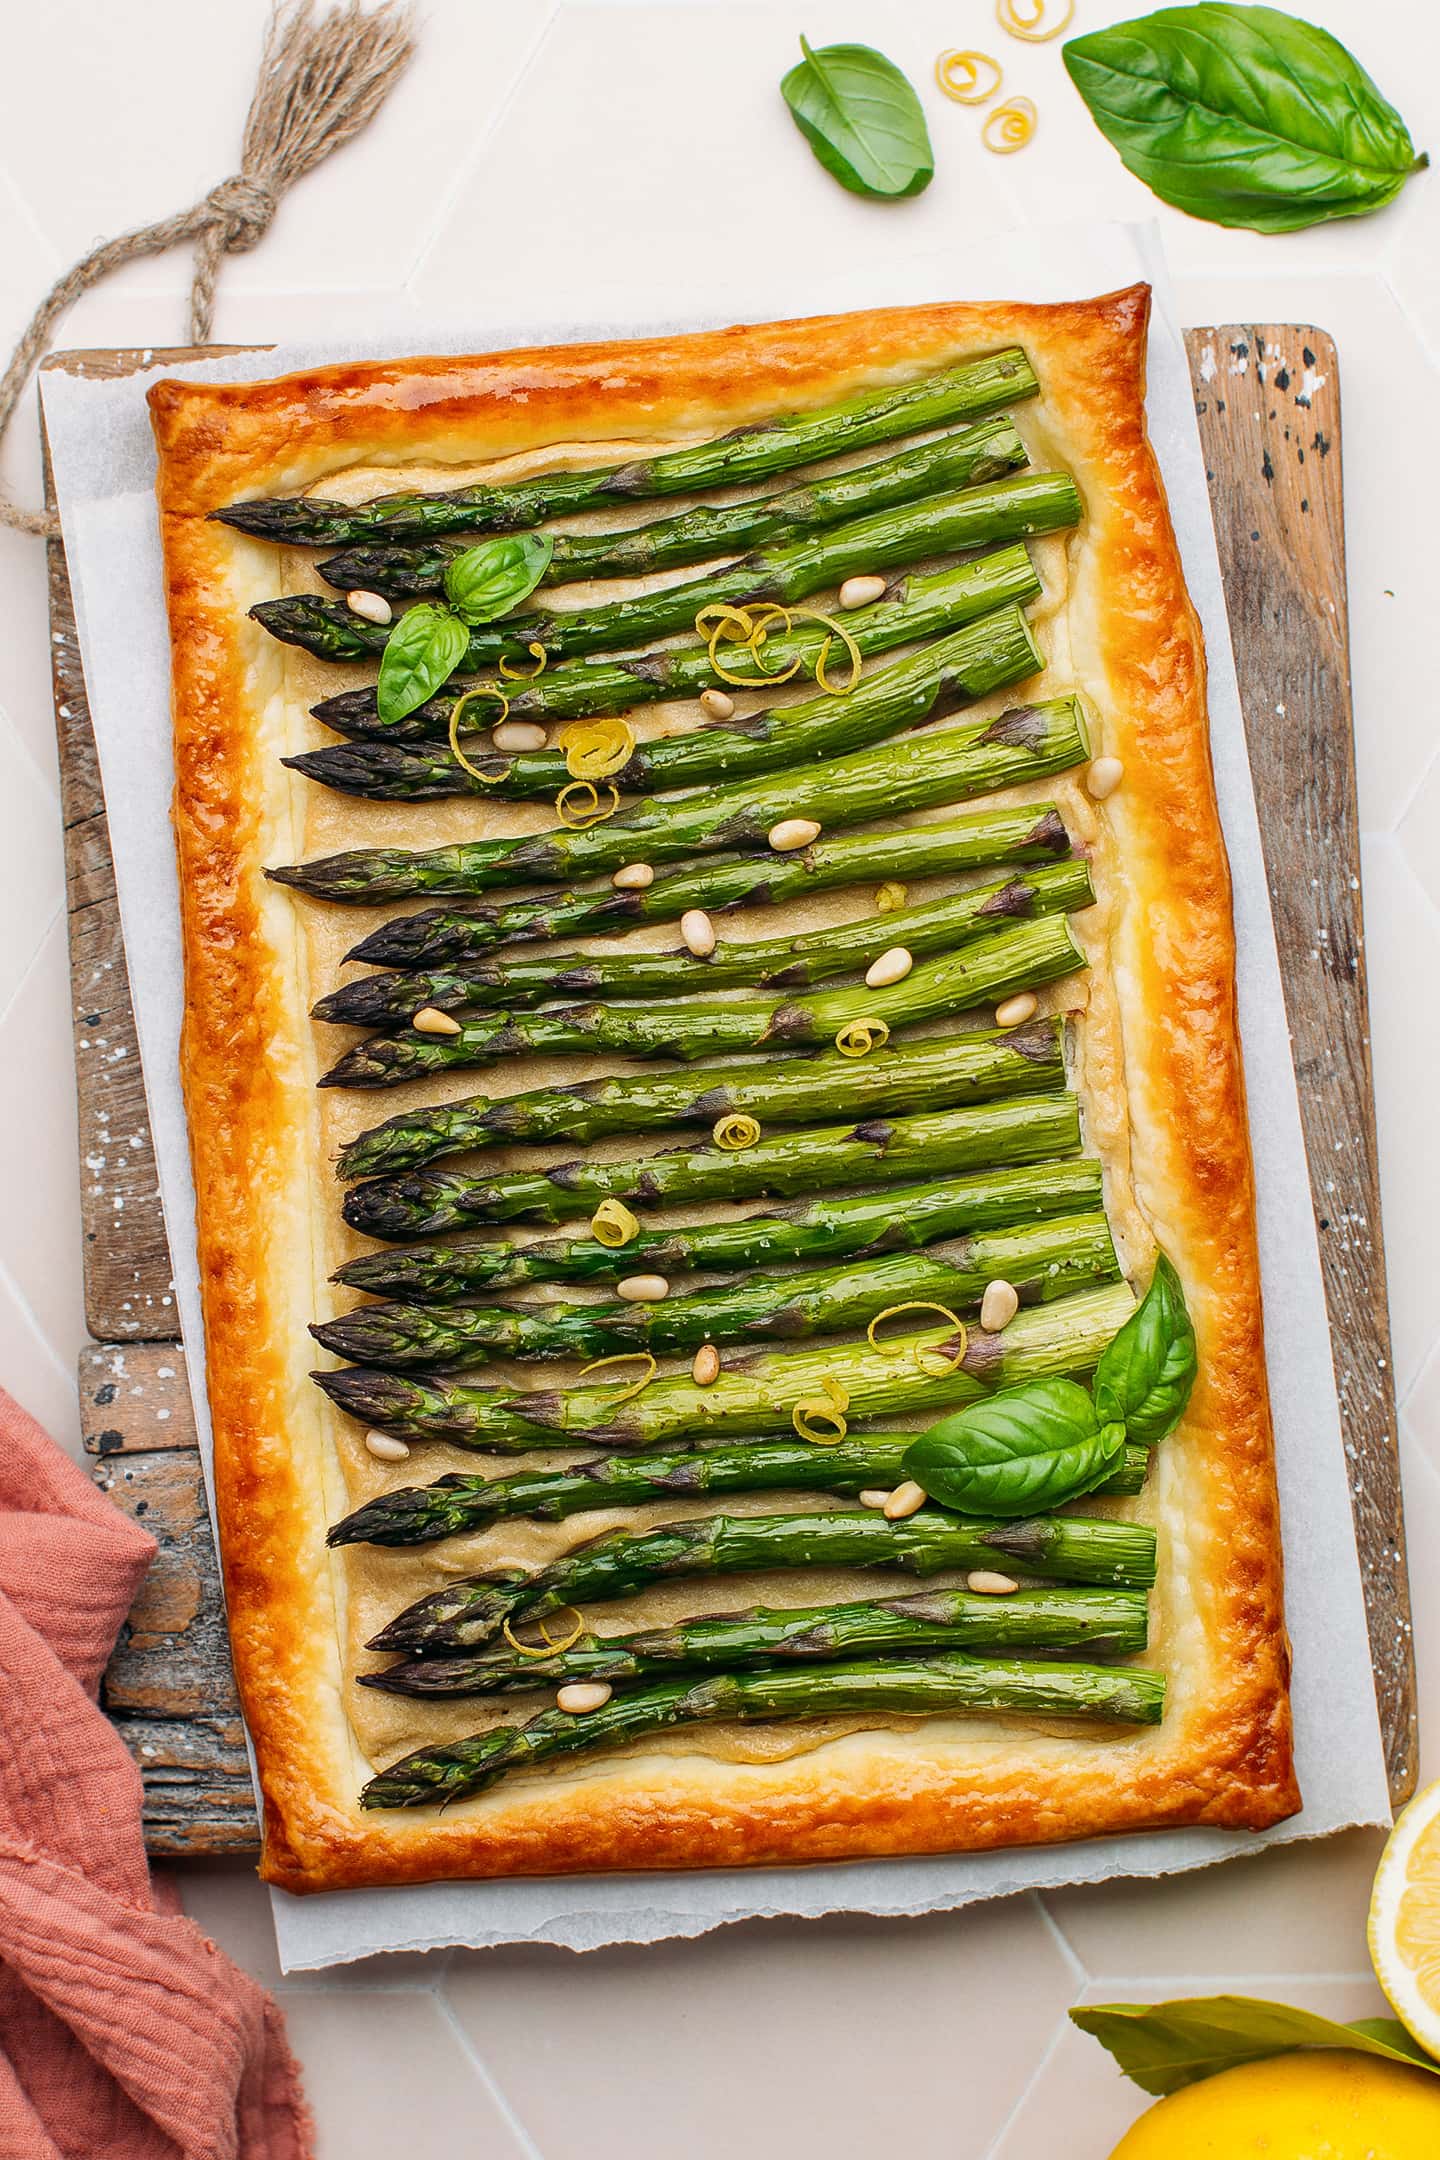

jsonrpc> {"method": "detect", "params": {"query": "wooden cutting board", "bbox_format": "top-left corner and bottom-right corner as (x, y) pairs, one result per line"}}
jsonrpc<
(44, 325), (1414, 1855)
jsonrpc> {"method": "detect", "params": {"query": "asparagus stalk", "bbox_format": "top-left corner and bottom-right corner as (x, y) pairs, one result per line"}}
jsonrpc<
(346, 803), (1073, 970)
(321, 910), (1085, 1090)
(313, 1213), (1118, 1370)
(361, 1652), (1166, 1808)
(271, 695), (1087, 905)
(313, 560), (1055, 741)
(214, 350), (1040, 546)
(287, 549), (1041, 805)
(341, 1091), (1082, 1241)
(315, 860), (1092, 1029)
(254, 473), (1079, 673)
(317, 416), (1030, 598)
(331, 1433), (1151, 1549)
(359, 1585), (1152, 1693)
(336, 1017), (1067, 1183)
(368, 1500), (1158, 1656)
(335, 1155), (1102, 1298)
(315, 1280), (1135, 1453)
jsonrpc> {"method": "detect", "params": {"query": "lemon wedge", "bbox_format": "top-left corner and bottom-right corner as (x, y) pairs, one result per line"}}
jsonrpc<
(1370, 1777), (1440, 2057)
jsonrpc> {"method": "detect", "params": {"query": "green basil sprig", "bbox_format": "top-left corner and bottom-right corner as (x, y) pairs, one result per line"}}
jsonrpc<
(903, 1378), (1127, 1519)
(1063, 6), (1426, 235)
(781, 37), (933, 200)
(903, 1252), (1196, 1515)
(375, 603), (471, 726)
(443, 533), (554, 626)
(1093, 1254), (1196, 1447)
(1073, 1995), (1440, 2098)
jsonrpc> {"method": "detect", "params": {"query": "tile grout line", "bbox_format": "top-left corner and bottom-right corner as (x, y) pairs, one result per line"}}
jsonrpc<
(1379, 262), (1440, 383)
(0, 898), (65, 1049)
(1383, 735), (1440, 848)
(981, 2000), (1074, 2160)
(1397, 1423), (1440, 1495)
(0, 689), (62, 813)
(432, 1988), (550, 2160)
(401, 3), (563, 296)
(1072, 1968), (1382, 1992)
(0, 1242), (81, 1399)
(1031, 1889), (1087, 1985)
(0, 898), (65, 1041)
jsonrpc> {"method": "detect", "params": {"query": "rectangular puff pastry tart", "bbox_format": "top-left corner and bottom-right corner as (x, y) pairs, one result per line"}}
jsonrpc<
(148, 285), (1299, 1894)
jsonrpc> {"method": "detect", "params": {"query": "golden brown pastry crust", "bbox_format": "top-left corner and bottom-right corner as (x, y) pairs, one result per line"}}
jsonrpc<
(151, 287), (1299, 1894)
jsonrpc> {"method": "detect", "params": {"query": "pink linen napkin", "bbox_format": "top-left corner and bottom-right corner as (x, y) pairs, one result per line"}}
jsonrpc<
(0, 1386), (313, 2158)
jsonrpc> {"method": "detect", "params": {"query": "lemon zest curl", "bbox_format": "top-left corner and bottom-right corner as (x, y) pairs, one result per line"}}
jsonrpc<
(935, 48), (1003, 103)
(867, 1302), (970, 1377)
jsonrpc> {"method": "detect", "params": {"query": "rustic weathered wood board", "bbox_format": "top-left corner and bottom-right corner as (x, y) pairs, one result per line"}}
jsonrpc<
(47, 324), (1412, 1857)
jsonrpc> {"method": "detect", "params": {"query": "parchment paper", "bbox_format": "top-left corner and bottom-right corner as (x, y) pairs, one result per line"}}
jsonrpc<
(40, 221), (1391, 1971)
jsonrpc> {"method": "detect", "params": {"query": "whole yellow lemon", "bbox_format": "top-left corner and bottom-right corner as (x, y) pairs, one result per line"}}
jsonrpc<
(1109, 2049), (1440, 2158)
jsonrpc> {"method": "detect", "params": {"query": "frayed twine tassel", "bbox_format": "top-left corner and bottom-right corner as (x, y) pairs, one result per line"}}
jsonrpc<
(0, 0), (416, 538)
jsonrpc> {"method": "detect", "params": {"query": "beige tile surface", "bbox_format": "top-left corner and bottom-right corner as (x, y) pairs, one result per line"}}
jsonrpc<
(445, 1901), (1074, 2160)
(272, 1992), (537, 2160)
(4, 2), (1439, 2152)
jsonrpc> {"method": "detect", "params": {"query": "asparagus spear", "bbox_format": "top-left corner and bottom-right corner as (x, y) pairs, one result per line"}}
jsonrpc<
(313, 1213), (1118, 1370)
(321, 910), (1085, 1090)
(346, 803), (1073, 969)
(315, 860), (1092, 1029)
(331, 1433), (1151, 1549)
(214, 350), (1040, 546)
(271, 695), (1087, 905)
(336, 1017), (1067, 1183)
(359, 1585), (1151, 1692)
(254, 473), (1079, 673)
(317, 416), (1030, 598)
(335, 1155), (1102, 1298)
(361, 1652), (1166, 1808)
(315, 1280), (1135, 1453)
(368, 1501), (1158, 1656)
(287, 549), (1041, 805)
(341, 1091), (1081, 1241)
(314, 560), (1054, 741)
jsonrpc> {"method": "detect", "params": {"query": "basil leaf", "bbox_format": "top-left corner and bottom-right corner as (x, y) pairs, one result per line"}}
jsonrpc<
(781, 37), (933, 200)
(376, 604), (471, 725)
(1063, 5), (1426, 235)
(1092, 1253), (1196, 1447)
(443, 533), (554, 627)
(1073, 1995), (1440, 2099)
(903, 1378), (1127, 1518)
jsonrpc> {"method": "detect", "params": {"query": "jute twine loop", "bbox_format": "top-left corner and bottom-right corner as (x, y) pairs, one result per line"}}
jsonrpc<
(202, 177), (283, 253)
(0, 0), (415, 540)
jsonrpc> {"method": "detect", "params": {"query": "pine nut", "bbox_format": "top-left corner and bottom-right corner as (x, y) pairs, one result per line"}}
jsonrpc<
(700, 688), (735, 720)
(412, 1005), (462, 1036)
(768, 818), (822, 853)
(883, 1480), (928, 1521)
(611, 862), (655, 890)
(994, 991), (1037, 1029)
(1086, 756), (1124, 801)
(617, 1273), (669, 1302)
(838, 573), (887, 610)
(492, 720), (547, 753)
(967, 1570), (1019, 1596)
(859, 1489), (892, 1510)
(691, 1343), (721, 1386)
(980, 1278), (1020, 1332)
(345, 588), (393, 625)
(681, 908), (717, 957)
(865, 945), (913, 989)
(556, 1682), (613, 1714)
(364, 1429), (410, 1462)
